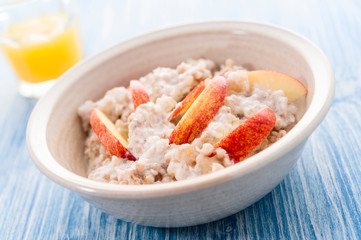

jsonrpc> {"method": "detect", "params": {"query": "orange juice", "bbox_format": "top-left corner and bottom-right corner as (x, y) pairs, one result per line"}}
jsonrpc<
(1, 13), (82, 83)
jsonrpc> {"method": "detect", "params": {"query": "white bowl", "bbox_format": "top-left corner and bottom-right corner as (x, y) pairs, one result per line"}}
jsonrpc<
(27, 21), (334, 227)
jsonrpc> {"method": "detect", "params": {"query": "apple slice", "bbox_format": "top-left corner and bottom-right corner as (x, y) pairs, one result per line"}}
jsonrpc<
(129, 80), (150, 110)
(247, 70), (307, 102)
(168, 81), (206, 121)
(214, 108), (276, 163)
(169, 76), (227, 145)
(89, 108), (136, 160)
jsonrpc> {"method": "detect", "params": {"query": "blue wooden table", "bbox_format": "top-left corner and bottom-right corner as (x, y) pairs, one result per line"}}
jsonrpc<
(1, 0), (361, 239)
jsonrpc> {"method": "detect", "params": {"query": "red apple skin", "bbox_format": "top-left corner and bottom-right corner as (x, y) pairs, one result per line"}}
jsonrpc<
(214, 108), (276, 163)
(89, 108), (136, 161)
(169, 76), (227, 145)
(168, 81), (206, 121)
(130, 80), (150, 110)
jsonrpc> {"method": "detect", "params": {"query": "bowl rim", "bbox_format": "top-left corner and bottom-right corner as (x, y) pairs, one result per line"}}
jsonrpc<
(26, 20), (335, 199)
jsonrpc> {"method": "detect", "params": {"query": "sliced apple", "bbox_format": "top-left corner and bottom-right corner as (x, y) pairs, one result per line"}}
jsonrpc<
(89, 108), (136, 160)
(129, 80), (150, 110)
(247, 70), (307, 102)
(168, 81), (206, 121)
(214, 108), (276, 163)
(169, 76), (227, 145)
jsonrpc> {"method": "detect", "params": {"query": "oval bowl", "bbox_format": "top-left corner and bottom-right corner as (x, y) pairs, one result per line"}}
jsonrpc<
(27, 21), (334, 227)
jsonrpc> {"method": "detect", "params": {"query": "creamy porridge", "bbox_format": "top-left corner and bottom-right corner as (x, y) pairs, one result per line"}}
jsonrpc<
(78, 59), (307, 185)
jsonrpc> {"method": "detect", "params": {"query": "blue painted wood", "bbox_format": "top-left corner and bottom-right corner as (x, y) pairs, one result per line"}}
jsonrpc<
(1, 0), (361, 239)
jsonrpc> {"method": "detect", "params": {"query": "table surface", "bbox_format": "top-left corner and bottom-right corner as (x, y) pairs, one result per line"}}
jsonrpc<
(1, 0), (361, 239)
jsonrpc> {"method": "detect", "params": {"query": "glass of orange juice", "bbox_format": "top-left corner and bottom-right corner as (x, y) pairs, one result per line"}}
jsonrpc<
(0, 0), (82, 98)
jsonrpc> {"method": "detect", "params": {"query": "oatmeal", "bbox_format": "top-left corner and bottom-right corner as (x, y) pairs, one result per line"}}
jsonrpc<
(78, 58), (307, 184)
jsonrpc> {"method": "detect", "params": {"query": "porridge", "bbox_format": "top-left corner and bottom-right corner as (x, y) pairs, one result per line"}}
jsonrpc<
(78, 59), (307, 185)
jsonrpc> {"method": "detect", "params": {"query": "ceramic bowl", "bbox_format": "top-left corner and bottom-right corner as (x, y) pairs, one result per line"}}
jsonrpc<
(27, 21), (334, 227)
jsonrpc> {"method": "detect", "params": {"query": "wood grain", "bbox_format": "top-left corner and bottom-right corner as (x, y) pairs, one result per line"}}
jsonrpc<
(1, 0), (361, 239)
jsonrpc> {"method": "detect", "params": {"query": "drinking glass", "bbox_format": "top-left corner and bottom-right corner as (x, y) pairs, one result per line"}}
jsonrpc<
(0, 0), (82, 98)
